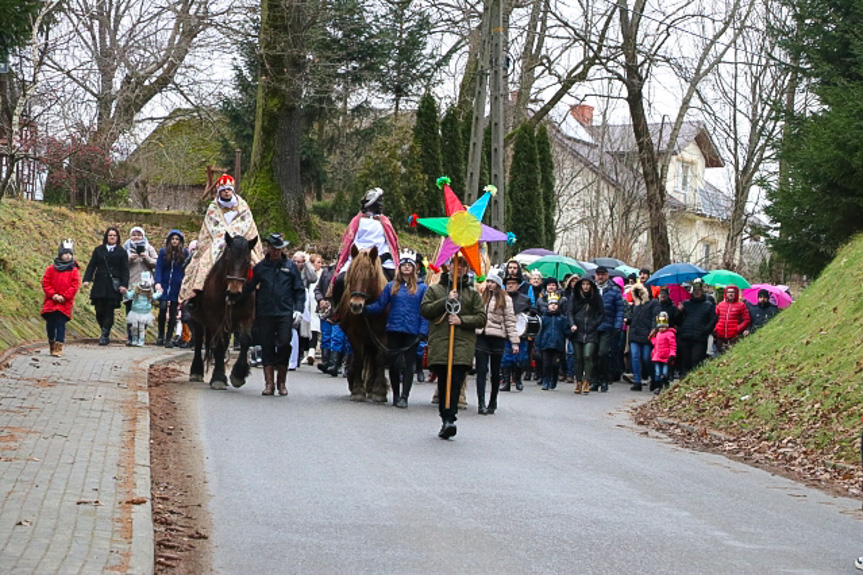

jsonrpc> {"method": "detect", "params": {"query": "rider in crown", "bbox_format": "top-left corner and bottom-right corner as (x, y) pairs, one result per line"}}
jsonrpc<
(326, 187), (400, 310)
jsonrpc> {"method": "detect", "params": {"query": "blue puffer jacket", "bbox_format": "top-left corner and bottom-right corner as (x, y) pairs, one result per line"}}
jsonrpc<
(596, 281), (625, 331)
(154, 230), (188, 302)
(536, 311), (571, 352)
(366, 280), (429, 336)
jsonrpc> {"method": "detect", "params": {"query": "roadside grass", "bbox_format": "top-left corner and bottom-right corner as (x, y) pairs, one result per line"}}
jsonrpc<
(642, 234), (863, 466)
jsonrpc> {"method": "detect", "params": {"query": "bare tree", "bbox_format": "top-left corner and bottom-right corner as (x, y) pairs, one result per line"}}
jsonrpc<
(0, 0), (63, 201)
(609, 0), (755, 269)
(697, 2), (789, 271)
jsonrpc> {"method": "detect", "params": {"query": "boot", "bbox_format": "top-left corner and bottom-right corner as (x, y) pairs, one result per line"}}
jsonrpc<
(477, 397), (487, 415)
(589, 381), (600, 392)
(137, 328), (146, 347)
(523, 365), (532, 382)
(600, 381), (608, 393)
(316, 348), (331, 372)
(458, 384), (467, 410)
(53, 342), (63, 358)
(574, 380), (582, 394)
(262, 366), (275, 395)
(326, 352), (343, 377)
(276, 365), (288, 396)
(514, 366), (524, 391)
(541, 378), (550, 390)
(415, 356), (425, 383)
(99, 326), (110, 346)
(630, 381), (643, 391)
(126, 325), (134, 346)
(582, 380), (590, 394)
(499, 367), (511, 392)
(48, 339), (55, 355)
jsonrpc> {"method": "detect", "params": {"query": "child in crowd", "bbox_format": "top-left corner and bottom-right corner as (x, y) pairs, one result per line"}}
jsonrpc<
(41, 240), (81, 357)
(125, 271), (162, 346)
(536, 293), (571, 390)
(649, 311), (676, 394)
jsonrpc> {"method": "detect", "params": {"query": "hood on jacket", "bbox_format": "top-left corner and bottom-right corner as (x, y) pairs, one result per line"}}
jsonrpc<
(166, 229), (185, 243)
(124, 226), (150, 251)
(631, 283), (650, 305)
(575, 277), (599, 300)
(724, 285), (740, 303)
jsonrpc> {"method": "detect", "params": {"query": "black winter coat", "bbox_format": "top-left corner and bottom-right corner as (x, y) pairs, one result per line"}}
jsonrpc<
(655, 299), (681, 328)
(628, 300), (660, 344)
(677, 295), (717, 341)
(747, 302), (779, 332)
(246, 256), (306, 317)
(315, 265), (335, 304)
(569, 288), (604, 344)
(83, 245), (130, 303)
(507, 291), (532, 315)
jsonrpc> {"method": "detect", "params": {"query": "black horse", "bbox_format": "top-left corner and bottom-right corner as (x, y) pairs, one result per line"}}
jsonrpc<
(188, 233), (257, 389)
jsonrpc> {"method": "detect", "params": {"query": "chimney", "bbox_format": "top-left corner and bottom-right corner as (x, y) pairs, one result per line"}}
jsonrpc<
(570, 104), (594, 127)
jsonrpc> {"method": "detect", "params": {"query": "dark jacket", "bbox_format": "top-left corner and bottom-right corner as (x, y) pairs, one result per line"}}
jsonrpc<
(315, 265), (335, 304)
(155, 247), (189, 302)
(536, 310), (571, 352)
(366, 280), (429, 335)
(421, 278), (486, 366)
(569, 281), (604, 344)
(83, 245), (130, 303)
(507, 291), (532, 315)
(246, 256), (306, 317)
(655, 299), (681, 329)
(628, 299), (660, 344)
(596, 281), (624, 331)
(677, 294), (717, 341)
(747, 301), (779, 332)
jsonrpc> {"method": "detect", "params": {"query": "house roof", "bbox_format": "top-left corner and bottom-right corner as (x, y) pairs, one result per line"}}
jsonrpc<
(580, 121), (724, 168)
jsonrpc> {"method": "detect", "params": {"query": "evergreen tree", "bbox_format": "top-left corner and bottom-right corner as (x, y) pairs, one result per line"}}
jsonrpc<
(376, 0), (434, 116)
(507, 126), (544, 249)
(440, 106), (465, 196)
(766, 0), (863, 277)
(536, 124), (556, 250)
(412, 93), (442, 215)
(0, 0), (43, 60)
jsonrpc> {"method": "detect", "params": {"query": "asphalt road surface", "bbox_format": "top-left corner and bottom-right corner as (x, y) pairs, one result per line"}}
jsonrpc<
(191, 366), (861, 574)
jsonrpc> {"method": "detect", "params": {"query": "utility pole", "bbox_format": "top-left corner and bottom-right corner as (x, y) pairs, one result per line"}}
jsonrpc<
(465, 0), (507, 264)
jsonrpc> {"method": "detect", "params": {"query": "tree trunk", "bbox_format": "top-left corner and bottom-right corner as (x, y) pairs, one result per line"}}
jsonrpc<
(274, 105), (304, 215)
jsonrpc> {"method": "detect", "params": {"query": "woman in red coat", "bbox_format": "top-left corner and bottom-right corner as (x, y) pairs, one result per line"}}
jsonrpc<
(42, 240), (81, 357)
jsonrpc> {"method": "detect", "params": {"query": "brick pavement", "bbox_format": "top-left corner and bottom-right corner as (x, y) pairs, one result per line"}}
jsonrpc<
(0, 343), (176, 575)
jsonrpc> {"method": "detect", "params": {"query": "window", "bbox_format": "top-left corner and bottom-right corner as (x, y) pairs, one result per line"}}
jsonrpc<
(702, 242), (713, 267)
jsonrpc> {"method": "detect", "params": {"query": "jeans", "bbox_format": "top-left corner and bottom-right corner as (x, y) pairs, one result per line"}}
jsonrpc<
(565, 340), (575, 377)
(255, 315), (293, 367)
(653, 361), (670, 381)
(431, 364), (469, 423)
(595, 330), (614, 383)
(629, 341), (652, 384)
(388, 331), (419, 399)
(678, 338), (708, 377)
(44, 311), (69, 343)
(157, 300), (179, 341)
(572, 341), (596, 381)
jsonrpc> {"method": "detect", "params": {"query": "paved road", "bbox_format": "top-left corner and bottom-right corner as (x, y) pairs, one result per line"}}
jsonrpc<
(192, 366), (861, 574)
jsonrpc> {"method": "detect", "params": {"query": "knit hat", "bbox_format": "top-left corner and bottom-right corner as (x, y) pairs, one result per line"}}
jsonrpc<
(486, 273), (504, 289)
(656, 311), (669, 326)
(757, 288), (770, 299)
(57, 239), (73, 258)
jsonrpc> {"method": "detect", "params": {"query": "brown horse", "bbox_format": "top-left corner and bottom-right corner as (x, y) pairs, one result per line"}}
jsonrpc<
(339, 245), (389, 402)
(188, 233), (257, 390)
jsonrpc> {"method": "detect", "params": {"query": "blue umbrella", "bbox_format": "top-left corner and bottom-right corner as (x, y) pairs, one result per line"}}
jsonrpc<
(645, 263), (707, 286)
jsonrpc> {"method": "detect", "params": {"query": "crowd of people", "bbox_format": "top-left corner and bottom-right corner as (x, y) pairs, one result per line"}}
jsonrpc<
(39, 180), (782, 441)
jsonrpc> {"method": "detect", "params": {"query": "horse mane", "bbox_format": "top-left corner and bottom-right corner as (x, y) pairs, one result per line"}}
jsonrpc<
(341, 249), (386, 312)
(207, 236), (251, 283)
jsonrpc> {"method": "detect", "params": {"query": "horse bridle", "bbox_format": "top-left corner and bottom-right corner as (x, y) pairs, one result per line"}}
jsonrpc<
(226, 275), (248, 283)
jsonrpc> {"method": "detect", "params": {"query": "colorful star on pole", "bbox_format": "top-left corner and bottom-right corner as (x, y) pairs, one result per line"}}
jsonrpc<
(417, 178), (509, 275)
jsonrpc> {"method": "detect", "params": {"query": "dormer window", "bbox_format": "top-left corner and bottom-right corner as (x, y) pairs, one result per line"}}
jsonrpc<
(676, 159), (697, 206)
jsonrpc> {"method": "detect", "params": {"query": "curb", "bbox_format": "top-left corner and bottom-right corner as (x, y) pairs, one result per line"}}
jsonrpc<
(654, 416), (734, 441)
(130, 351), (194, 575)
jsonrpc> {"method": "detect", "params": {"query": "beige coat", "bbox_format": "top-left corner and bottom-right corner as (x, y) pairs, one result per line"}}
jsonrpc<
(179, 195), (263, 302)
(476, 295), (519, 345)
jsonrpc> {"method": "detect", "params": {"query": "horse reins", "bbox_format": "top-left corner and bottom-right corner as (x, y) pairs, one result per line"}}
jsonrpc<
(350, 289), (423, 355)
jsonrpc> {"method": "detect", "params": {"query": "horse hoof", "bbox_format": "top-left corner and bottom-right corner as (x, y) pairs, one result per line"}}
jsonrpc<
(370, 394), (387, 403)
(210, 380), (228, 390)
(230, 375), (246, 388)
(189, 374), (204, 383)
(349, 394), (366, 402)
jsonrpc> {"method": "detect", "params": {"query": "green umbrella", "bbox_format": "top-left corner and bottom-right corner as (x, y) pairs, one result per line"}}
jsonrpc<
(702, 269), (751, 289)
(526, 255), (585, 281)
(615, 264), (640, 277)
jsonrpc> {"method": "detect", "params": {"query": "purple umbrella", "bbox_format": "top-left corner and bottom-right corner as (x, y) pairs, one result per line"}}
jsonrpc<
(742, 284), (794, 309)
(517, 248), (556, 257)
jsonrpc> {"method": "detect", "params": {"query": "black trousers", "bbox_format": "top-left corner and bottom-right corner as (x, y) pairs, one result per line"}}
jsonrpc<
(431, 364), (469, 423)
(678, 338), (709, 377)
(475, 335), (505, 408)
(255, 315), (293, 367)
(93, 299), (119, 333)
(542, 349), (563, 384)
(158, 300), (179, 341)
(388, 331), (419, 399)
(594, 330), (614, 383)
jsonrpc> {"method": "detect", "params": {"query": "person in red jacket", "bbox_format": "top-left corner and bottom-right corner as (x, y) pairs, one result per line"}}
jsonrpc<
(41, 240), (81, 357)
(713, 285), (750, 354)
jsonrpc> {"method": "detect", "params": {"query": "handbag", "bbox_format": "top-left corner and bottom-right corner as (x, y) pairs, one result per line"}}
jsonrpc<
(102, 252), (122, 294)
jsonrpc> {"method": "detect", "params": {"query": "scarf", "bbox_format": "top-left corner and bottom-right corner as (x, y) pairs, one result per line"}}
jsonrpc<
(218, 196), (239, 210)
(54, 258), (75, 272)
